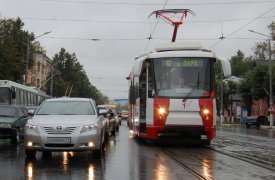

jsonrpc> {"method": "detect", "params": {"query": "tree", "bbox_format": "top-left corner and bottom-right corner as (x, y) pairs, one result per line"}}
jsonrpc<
(47, 48), (108, 104)
(0, 18), (33, 83)
(253, 41), (268, 60)
(231, 50), (256, 77)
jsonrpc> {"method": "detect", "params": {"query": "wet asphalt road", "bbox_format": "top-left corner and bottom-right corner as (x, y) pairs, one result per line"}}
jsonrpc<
(0, 122), (194, 180)
(0, 122), (274, 180)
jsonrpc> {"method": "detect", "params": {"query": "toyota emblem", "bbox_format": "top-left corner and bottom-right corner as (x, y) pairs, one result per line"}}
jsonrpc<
(56, 126), (62, 130)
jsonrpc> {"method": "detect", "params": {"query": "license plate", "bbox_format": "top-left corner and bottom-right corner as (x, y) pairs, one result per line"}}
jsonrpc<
(47, 137), (71, 144)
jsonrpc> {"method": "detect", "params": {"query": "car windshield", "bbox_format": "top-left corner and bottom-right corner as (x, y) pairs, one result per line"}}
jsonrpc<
(36, 101), (96, 115)
(0, 106), (19, 118)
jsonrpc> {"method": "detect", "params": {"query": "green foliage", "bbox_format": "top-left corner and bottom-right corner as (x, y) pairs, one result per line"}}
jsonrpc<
(238, 78), (253, 115)
(231, 50), (256, 77)
(0, 18), (33, 83)
(253, 42), (268, 60)
(47, 48), (108, 104)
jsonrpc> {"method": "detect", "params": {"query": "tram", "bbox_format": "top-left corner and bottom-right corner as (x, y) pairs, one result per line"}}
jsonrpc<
(127, 42), (231, 144)
(0, 80), (51, 107)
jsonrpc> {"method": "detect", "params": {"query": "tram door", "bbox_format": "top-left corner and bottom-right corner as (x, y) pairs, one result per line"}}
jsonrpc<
(139, 63), (147, 133)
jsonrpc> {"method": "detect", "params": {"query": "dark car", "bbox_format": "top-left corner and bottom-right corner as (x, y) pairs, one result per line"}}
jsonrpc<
(245, 115), (267, 129)
(0, 105), (30, 144)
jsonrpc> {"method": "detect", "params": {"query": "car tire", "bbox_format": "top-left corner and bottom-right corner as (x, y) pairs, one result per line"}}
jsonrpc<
(246, 124), (250, 128)
(25, 149), (36, 158)
(12, 128), (20, 144)
(93, 139), (103, 158)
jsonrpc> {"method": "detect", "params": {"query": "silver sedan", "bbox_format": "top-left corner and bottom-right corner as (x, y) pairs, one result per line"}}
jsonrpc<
(24, 97), (108, 158)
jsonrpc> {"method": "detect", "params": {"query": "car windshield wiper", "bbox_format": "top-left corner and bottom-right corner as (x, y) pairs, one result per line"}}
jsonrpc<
(36, 113), (51, 115)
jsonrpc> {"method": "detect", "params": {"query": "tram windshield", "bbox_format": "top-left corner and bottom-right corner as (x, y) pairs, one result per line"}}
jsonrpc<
(0, 87), (10, 105)
(152, 57), (213, 98)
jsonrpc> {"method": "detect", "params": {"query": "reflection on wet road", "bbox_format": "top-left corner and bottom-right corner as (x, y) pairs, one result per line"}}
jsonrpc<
(0, 123), (194, 180)
(0, 123), (274, 180)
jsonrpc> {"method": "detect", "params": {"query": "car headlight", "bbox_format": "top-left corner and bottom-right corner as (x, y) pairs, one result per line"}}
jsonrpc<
(0, 123), (11, 128)
(80, 124), (98, 133)
(25, 124), (39, 133)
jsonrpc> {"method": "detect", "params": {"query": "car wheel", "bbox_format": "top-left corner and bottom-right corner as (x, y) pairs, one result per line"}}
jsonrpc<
(25, 149), (36, 158)
(12, 128), (20, 144)
(93, 139), (103, 158)
(246, 124), (250, 128)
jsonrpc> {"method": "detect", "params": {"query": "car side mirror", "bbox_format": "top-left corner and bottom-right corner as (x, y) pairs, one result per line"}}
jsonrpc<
(28, 110), (35, 116)
(99, 109), (108, 116)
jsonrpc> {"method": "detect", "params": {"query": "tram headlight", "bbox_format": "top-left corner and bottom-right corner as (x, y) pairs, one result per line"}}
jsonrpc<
(158, 107), (167, 119)
(201, 108), (210, 120)
(202, 109), (210, 115)
(158, 107), (166, 115)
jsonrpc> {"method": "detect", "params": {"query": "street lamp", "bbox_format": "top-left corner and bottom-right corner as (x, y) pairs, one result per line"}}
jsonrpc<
(249, 29), (273, 128)
(25, 31), (51, 85)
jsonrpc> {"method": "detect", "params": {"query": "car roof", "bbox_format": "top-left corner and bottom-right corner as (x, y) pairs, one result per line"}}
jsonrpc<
(0, 105), (24, 109)
(45, 97), (94, 102)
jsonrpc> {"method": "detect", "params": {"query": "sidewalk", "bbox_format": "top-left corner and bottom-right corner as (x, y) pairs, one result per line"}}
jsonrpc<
(219, 123), (274, 129)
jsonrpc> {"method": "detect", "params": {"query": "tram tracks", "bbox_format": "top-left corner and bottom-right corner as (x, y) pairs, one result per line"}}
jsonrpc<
(163, 149), (213, 180)
(207, 146), (275, 171)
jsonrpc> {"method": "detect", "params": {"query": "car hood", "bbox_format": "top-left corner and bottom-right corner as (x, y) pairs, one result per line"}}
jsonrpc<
(27, 115), (99, 126)
(0, 117), (17, 123)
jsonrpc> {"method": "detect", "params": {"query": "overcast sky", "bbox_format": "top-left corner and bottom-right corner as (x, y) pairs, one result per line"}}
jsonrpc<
(1, 0), (274, 100)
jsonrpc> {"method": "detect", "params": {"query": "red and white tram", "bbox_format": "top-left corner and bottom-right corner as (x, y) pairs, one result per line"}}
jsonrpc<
(127, 42), (231, 144)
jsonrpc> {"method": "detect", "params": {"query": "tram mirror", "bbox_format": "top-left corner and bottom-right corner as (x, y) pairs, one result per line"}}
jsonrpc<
(216, 56), (231, 77)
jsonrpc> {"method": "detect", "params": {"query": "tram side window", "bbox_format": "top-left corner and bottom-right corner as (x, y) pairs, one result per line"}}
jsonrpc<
(24, 91), (27, 106)
(0, 87), (10, 105)
(19, 90), (24, 105)
(30, 93), (33, 106)
(27, 92), (31, 106)
(34, 94), (38, 106)
(16, 89), (20, 106)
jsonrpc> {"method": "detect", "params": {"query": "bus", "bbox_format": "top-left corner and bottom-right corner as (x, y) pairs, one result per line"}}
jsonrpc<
(127, 42), (231, 144)
(0, 80), (51, 107)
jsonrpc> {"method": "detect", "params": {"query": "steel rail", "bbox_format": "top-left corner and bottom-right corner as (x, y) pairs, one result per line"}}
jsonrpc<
(163, 150), (213, 180)
(206, 146), (275, 171)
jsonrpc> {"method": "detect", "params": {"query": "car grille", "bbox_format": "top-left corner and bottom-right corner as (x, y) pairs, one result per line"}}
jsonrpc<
(45, 144), (74, 148)
(42, 126), (78, 134)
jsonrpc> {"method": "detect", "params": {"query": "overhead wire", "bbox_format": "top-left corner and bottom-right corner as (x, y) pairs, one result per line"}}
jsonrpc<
(14, 15), (275, 24)
(209, 5), (275, 49)
(145, 0), (169, 50)
(41, 0), (275, 6)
